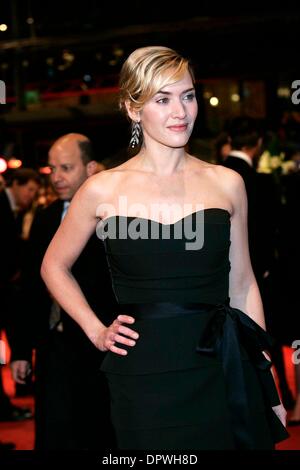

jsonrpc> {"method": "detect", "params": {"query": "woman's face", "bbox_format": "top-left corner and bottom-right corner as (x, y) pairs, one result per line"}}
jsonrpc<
(140, 71), (198, 149)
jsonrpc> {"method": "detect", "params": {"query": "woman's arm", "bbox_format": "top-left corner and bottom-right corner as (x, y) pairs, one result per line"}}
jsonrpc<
(224, 169), (286, 425)
(226, 171), (265, 329)
(41, 175), (138, 355)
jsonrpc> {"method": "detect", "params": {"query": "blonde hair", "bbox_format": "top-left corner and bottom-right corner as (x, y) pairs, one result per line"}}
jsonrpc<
(119, 46), (194, 115)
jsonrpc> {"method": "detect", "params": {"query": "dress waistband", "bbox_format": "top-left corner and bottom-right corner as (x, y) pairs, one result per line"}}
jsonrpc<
(121, 301), (287, 449)
(122, 301), (216, 319)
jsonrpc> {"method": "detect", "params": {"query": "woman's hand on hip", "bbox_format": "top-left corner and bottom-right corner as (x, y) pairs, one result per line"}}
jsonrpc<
(92, 315), (139, 355)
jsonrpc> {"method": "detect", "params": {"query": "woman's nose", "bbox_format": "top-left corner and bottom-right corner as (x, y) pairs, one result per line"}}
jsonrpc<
(171, 99), (186, 118)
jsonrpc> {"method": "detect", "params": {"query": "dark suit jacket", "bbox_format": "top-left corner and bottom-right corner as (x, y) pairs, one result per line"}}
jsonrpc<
(0, 189), (29, 358)
(0, 189), (20, 284)
(18, 198), (118, 449)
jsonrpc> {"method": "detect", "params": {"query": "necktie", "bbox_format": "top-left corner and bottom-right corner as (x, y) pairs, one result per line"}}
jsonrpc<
(61, 201), (70, 221)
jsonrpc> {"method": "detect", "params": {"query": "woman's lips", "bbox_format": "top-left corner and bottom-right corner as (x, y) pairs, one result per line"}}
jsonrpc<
(167, 124), (188, 131)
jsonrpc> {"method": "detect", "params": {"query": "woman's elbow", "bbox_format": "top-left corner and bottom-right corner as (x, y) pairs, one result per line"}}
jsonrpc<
(40, 247), (58, 283)
(40, 250), (72, 285)
(40, 253), (50, 283)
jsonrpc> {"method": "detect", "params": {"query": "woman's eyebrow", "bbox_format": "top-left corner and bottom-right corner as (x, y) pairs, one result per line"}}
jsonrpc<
(155, 87), (195, 96)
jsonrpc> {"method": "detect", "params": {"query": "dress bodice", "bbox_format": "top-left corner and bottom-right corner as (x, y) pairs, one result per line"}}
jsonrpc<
(102, 208), (231, 304)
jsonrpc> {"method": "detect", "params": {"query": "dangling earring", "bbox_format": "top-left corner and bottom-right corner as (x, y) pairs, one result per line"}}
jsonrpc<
(129, 121), (141, 148)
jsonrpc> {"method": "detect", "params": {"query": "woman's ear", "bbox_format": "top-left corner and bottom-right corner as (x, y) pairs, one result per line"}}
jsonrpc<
(125, 100), (140, 123)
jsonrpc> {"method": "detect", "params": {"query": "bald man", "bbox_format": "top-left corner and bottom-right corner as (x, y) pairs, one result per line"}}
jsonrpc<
(11, 134), (117, 450)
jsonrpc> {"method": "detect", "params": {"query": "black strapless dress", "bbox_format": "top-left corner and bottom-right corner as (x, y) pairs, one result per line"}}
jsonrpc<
(100, 209), (288, 450)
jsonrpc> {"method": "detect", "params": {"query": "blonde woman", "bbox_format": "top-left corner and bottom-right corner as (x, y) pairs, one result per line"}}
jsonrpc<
(41, 46), (288, 450)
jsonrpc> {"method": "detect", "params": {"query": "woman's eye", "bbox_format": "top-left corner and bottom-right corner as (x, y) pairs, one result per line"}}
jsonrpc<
(183, 93), (195, 101)
(157, 97), (169, 104)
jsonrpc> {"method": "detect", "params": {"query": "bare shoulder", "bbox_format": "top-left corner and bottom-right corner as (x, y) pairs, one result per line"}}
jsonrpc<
(213, 163), (245, 189)
(212, 164), (247, 214)
(78, 160), (135, 197)
(188, 156), (244, 185)
(68, 170), (117, 214)
(188, 157), (246, 214)
(71, 157), (138, 210)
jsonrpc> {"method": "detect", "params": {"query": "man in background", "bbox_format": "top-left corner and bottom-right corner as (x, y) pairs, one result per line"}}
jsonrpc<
(11, 134), (117, 449)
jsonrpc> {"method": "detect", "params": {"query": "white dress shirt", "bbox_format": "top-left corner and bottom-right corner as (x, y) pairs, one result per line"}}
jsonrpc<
(229, 150), (253, 167)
